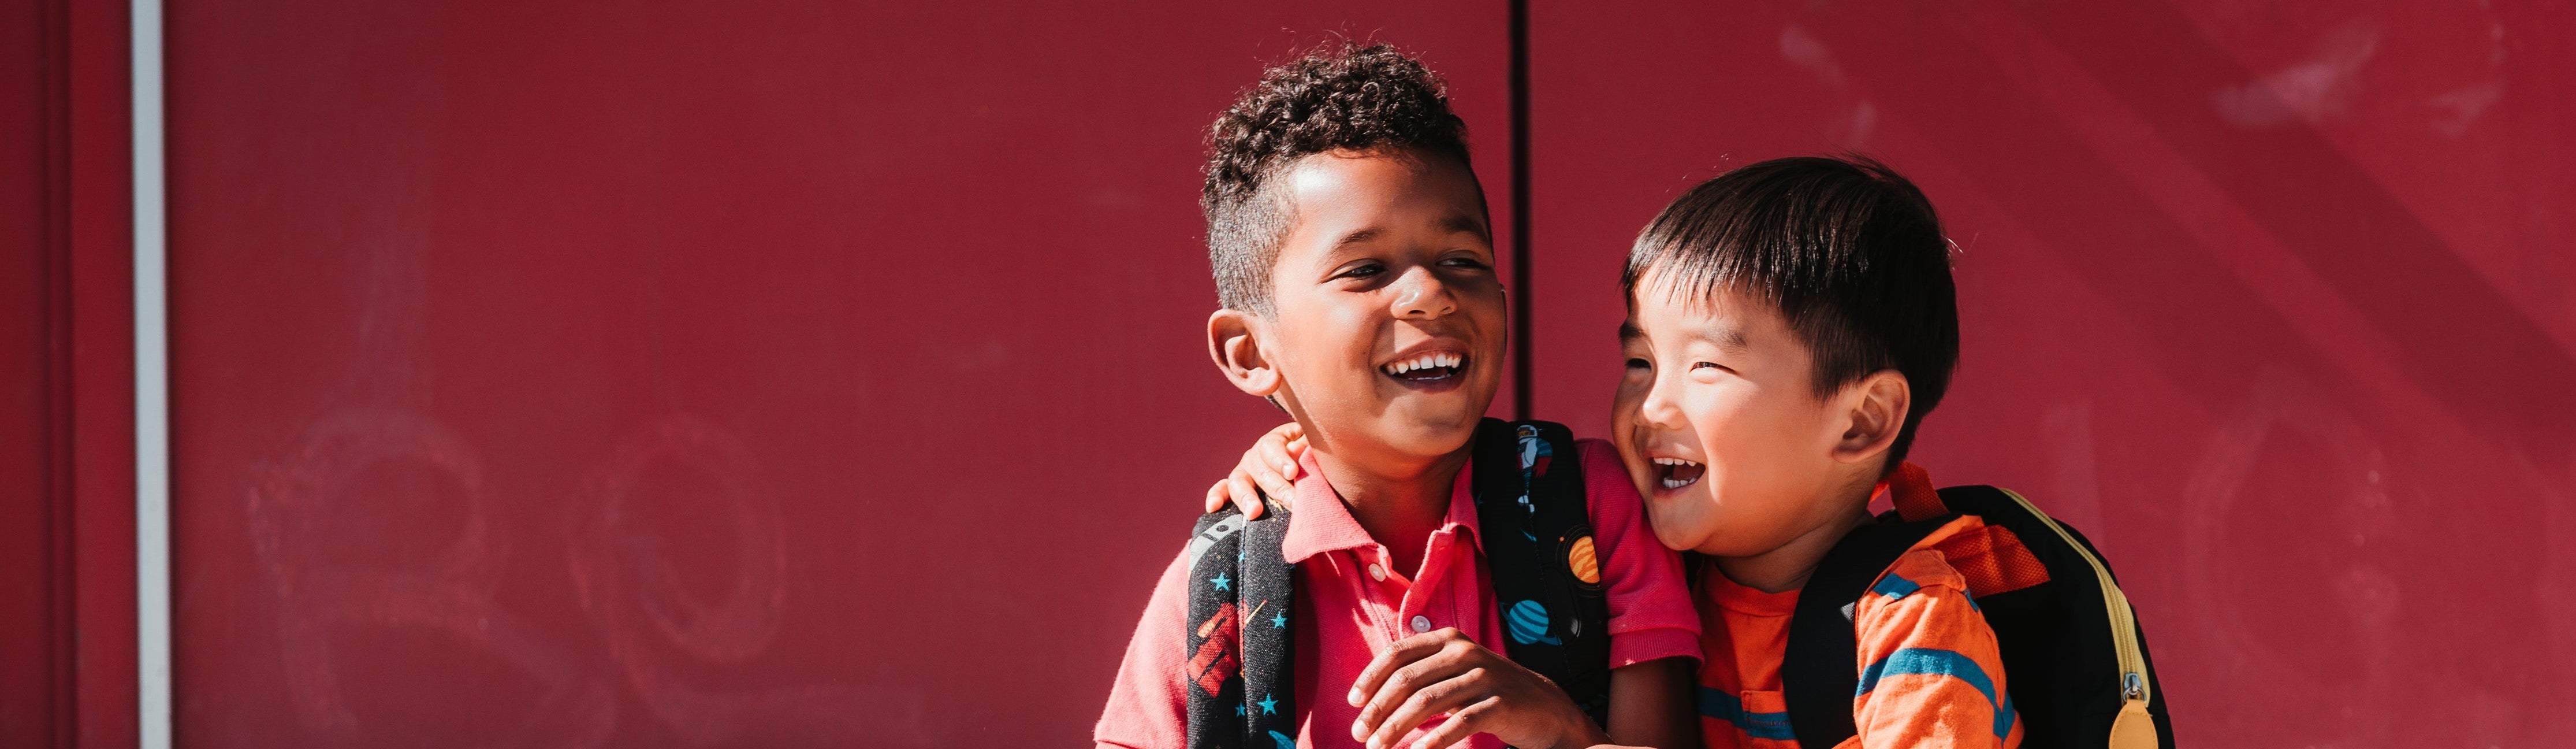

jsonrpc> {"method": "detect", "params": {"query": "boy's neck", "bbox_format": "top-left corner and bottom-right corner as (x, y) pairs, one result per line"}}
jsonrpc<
(1308, 447), (1468, 579)
(1713, 472), (1881, 594)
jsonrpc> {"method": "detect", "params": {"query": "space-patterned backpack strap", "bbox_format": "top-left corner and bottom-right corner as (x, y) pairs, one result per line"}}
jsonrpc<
(1236, 505), (1298, 748)
(1471, 418), (1614, 729)
(1182, 509), (1249, 749)
(1182, 503), (1297, 749)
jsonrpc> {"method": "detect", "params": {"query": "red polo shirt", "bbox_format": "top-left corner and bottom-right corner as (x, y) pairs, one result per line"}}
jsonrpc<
(1097, 439), (1701, 749)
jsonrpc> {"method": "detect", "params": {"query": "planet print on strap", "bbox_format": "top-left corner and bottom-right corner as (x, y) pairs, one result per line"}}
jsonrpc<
(1506, 599), (1561, 646)
(1566, 535), (1601, 585)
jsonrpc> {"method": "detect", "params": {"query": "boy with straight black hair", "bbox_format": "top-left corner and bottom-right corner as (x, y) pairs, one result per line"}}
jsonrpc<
(1613, 156), (2015, 747)
(1220, 155), (2173, 748)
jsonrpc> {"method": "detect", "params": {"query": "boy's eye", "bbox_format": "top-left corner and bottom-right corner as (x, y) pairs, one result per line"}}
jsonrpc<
(1625, 358), (1650, 370)
(1439, 256), (1489, 270)
(1337, 264), (1384, 280)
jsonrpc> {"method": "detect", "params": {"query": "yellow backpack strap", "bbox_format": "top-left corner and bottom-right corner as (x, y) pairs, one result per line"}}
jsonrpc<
(1991, 488), (2161, 749)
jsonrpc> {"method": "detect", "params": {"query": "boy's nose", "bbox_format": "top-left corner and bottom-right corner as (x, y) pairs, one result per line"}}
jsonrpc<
(1633, 373), (1689, 429)
(1389, 266), (1457, 319)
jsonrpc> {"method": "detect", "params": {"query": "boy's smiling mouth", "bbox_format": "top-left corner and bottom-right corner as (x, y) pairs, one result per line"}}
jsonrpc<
(1377, 348), (1469, 389)
(1651, 457), (1704, 490)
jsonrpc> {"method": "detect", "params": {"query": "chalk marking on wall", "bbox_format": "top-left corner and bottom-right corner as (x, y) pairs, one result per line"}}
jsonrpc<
(2177, 366), (2397, 744)
(569, 414), (917, 746)
(249, 411), (616, 748)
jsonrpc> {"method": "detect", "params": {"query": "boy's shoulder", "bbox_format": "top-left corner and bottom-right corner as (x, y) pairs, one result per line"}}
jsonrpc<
(1864, 513), (2041, 607)
(1839, 515), (2024, 746)
(1845, 513), (2036, 655)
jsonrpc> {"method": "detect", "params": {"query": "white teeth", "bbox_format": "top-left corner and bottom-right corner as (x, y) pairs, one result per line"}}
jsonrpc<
(1382, 353), (1463, 376)
(1653, 457), (1702, 489)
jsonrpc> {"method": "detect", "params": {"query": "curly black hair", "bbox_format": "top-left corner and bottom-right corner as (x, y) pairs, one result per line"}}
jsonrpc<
(1201, 42), (1473, 313)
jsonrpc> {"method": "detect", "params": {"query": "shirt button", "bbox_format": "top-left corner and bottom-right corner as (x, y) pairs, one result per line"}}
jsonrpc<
(1410, 615), (1433, 633)
(1367, 563), (1387, 581)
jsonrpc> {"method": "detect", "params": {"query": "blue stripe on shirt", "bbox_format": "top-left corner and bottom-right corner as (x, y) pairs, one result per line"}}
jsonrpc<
(1698, 686), (1796, 740)
(1857, 647), (2016, 738)
(1870, 570), (1923, 601)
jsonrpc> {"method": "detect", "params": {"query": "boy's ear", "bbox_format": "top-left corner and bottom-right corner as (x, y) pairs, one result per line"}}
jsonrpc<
(1208, 309), (1283, 398)
(1830, 370), (1911, 467)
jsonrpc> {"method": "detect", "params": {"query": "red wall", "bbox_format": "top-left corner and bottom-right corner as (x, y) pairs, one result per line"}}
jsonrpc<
(1527, 2), (2576, 747)
(161, 2), (1511, 746)
(1, 0), (58, 737)
(5, 0), (139, 744)
(0, 0), (2528, 747)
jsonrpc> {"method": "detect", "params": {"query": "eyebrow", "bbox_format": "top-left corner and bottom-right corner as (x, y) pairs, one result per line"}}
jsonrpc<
(1328, 216), (1490, 254)
(1707, 326), (1749, 351)
(1439, 214), (1491, 240)
(1624, 321), (1747, 351)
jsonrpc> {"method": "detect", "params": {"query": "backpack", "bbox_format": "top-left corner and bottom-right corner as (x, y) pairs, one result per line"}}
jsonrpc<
(1779, 484), (2175, 749)
(1180, 418), (1612, 749)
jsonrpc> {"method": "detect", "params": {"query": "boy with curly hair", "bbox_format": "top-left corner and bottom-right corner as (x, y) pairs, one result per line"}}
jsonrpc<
(1095, 43), (1701, 749)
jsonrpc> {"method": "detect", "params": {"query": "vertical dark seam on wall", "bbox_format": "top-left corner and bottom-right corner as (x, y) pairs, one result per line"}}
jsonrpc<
(36, 0), (79, 740)
(1507, 0), (1532, 420)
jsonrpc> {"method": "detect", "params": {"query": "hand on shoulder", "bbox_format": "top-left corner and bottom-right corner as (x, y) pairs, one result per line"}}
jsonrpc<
(1203, 422), (1307, 518)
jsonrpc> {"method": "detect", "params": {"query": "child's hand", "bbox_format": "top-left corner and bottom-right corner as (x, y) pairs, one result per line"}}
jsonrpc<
(1347, 628), (1607, 749)
(1202, 422), (1307, 519)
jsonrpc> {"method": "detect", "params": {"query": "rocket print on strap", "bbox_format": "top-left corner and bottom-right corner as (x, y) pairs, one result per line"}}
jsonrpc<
(1188, 601), (1241, 697)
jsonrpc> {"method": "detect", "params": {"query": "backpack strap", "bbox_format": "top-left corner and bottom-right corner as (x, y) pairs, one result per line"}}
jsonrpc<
(1470, 418), (1613, 728)
(1934, 485), (2173, 749)
(1182, 502), (1297, 749)
(1781, 509), (1956, 748)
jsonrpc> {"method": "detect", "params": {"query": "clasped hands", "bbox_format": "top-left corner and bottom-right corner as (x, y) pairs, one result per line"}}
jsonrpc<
(1343, 626), (1611, 749)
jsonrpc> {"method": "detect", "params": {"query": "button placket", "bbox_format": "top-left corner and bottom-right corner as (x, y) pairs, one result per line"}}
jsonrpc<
(1390, 551), (1427, 642)
(1397, 531), (1454, 638)
(1345, 551), (1400, 645)
(1412, 527), (1473, 640)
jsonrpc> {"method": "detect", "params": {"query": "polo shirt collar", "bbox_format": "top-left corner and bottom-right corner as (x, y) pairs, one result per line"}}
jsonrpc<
(1279, 449), (1483, 564)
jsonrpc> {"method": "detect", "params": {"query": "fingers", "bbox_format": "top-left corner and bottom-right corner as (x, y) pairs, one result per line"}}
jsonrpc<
(1248, 422), (1303, 506)
(1353, 632), (1486, 746)
(1224, 473), (1265, 520)
(1251, 438), (1298, 499)
(1364, 666), (1487, 749)
(1402, 696), (1500, 749)
(1346, 629), (1460, 707)
(1208, 423), (1308, 519)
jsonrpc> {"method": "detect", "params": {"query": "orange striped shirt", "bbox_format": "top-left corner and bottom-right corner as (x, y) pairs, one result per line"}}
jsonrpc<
(1694, 466), (2023, 749)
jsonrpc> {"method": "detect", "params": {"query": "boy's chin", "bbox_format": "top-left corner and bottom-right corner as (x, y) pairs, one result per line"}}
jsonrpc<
(1643, 495), (1716, 552)
(1369, 404), (1488, 455)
